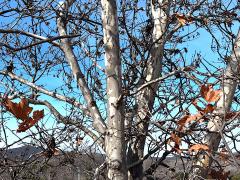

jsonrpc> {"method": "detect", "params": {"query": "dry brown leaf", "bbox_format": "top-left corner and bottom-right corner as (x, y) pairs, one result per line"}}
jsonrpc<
(203, 104), (215, 113)
(4, 98), (33, 120)
(52, 148), (60, 156)
(200, 84), (221, 103)
(171, 133), (181, 145)
(189, 144), (210, 152)
(17, 110), (44, 132)
(192, 99), (216, 114)
(178, 114), (201, 131)
(2, 98), (44, 132)
(175, 14), (193, 26)
(42, 148), (60, 158)
(168, 133), (182, 154)
(76, 136), (84, 145)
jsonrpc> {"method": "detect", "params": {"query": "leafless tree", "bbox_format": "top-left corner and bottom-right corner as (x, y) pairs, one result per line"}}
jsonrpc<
(0, 0), (239, 179)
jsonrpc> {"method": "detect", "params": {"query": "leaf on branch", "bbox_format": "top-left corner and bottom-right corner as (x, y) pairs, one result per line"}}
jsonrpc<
(76, 136), (84, 145)
(17, 110), (44, 132)
(189, 144), (210, 152)
(200, 84), (221, 103)
(168, 133), (182, 154)
(170, 133), (181, 145)
(177, 114), (201, 131)
(42, 148), (60, 158)
(192, 100), (216, 114)
(2, 98), (44, 132)
(4, 98), (33, 120)
(204, 104), (215, 113)
(177, 98), (217, 131)
(175, 14), (193, 26)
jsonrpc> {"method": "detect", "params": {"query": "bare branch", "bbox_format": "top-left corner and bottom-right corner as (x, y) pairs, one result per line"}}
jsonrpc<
(56, 1), (106, 134)
(0, 71), (90, 116)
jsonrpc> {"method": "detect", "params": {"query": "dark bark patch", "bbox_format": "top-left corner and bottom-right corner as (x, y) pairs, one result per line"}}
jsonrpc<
(109, 159), (122, 170)
(90, 100), (96, 107)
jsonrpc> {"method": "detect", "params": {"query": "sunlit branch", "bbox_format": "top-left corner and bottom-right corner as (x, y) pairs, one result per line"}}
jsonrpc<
(0, 71), (90, 116)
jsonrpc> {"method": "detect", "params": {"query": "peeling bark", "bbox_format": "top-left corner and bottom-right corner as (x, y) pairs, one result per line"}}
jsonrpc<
(101, 0), (127, 179)
(189, 29), (240, 179)
(127, 1), (170, 179)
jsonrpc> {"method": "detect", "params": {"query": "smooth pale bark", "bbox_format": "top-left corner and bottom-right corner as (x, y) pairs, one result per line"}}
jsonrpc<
(101, 0), (127, 179)
(189, 29), (240, 179)
(56, 1), (106, 134)
(127, 1), (170, 179)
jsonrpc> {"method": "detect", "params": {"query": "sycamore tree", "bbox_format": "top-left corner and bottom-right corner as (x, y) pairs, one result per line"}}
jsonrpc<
(0, 0), (240, 179)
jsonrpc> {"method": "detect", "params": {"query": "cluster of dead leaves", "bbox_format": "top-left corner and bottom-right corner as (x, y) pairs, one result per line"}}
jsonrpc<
(175, 13), (193, 26)
(178, 84), (221, 131)
(2, 98), (44, 132)
(169, 132), (210, 154)
(170, 84), (221, 154)
(172, 84), (239, 155)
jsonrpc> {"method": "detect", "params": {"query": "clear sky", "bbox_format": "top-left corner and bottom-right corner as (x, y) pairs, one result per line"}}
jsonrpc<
(0, 1), (239, 155)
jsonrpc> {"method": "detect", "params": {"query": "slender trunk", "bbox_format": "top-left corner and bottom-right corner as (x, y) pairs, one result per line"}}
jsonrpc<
(189, 29), (240, 179)
(127, 1), (170, 179)
(101, 0), (127, 179)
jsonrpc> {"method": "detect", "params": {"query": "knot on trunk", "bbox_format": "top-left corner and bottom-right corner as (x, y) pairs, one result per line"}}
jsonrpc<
(109, 159), (122, 170)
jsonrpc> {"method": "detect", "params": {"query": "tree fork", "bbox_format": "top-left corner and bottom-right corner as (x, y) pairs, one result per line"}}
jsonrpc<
(127, 0), (170, 179)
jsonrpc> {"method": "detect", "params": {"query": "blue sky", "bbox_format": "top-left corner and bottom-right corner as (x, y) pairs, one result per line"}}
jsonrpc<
(0, 1), (239, 154)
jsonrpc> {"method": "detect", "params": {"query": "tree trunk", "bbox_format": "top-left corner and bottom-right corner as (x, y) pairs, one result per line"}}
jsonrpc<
(189, 29), (240, 179)
(127, 1), (170, 179)
(101, 0), (127, 179)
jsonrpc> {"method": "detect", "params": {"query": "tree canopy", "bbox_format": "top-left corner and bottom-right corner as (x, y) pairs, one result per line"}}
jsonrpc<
(0, 0), (240, 179)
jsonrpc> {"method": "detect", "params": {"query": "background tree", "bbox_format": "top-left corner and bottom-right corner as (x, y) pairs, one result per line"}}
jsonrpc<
(0, 0), (239, 179)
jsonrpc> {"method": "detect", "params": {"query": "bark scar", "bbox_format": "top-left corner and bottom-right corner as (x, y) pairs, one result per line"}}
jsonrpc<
(109, 159), (122, 170)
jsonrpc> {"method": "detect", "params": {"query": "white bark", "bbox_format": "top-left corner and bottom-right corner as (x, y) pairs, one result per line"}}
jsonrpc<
(127, 0), (170, 179)
(189, 29), (240, 179)
(101, 0), (127, 179)
(135, 0), (168, 146)
(56, 1), (106, 135)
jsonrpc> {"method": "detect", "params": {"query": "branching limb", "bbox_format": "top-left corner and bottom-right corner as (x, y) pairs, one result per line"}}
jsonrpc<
(0, 71), (90, 116)
(0, 29), (60, 47)
(56, 0), (106, 135)
(26, 98), (104, 148)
